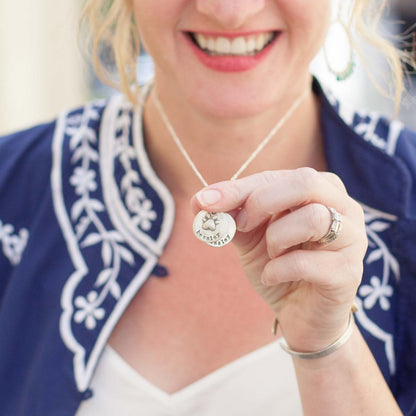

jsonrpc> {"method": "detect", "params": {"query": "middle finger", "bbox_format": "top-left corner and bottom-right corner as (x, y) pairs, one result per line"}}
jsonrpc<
(235, 168), (349, 232)
(266, 203), (357, 258)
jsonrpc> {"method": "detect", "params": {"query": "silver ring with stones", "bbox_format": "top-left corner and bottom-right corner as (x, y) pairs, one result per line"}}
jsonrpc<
(318, 206), (342, 245)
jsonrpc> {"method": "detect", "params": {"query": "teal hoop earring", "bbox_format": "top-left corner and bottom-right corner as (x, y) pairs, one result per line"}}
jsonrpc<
(323, 19), (355, 81)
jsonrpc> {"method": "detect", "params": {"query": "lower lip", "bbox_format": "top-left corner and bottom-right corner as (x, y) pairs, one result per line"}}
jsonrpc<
(185, 33), (279, 72)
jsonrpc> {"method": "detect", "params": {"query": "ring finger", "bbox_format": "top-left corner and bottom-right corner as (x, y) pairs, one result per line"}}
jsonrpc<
(266, 203), (355, 258)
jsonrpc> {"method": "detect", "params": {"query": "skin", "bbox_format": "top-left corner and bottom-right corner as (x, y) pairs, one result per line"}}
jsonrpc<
(108, 0), (404, 413)
(133, 0), (330, 118)
(192, 170), (367, 352)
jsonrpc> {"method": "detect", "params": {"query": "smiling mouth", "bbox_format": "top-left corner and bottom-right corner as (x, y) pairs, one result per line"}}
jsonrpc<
(188, 31), (278, 57)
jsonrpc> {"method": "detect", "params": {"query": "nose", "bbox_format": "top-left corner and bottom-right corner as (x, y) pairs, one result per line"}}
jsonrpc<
(196, 0), (266, 29)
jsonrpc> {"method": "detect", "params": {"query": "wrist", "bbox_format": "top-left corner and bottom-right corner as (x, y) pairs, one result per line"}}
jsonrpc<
(280, 312), (355, 360)
(272, 302), (359, 354)
(291, 323), (362, 378)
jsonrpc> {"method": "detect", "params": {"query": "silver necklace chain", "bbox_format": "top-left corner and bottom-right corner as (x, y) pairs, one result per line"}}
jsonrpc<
(153, 89), (308, 187)
(153, 87), (308, 247)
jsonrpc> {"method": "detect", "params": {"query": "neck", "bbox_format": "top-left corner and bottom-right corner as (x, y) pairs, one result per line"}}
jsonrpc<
(142, 81), (325, 198)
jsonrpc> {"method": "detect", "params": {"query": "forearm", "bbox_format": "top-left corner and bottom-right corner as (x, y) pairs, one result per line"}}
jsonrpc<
(293, 325), (403, 415)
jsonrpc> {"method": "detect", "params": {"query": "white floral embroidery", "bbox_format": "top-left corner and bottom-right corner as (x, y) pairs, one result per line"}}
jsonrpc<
(355, 203), (399, 375)
(114, 103), (157, 232)
(126, 189), (157, 231)
(359, 276), (393, 311)
(362, 206), (399, 310)
(66, 103), (138, 329)
(325, 90), (404, 156)
(52, 92), (175, 392)
(353, 112), (403, 156)
(74, 291), (106, 330)
(0, 219), (29, 266)
(70, 167), (97, 195)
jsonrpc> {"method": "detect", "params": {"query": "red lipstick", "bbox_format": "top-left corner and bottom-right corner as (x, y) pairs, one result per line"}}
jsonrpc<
(185, 32), (278, 72)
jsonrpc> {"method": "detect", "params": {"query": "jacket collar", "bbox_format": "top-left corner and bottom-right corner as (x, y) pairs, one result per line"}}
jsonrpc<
(315, 79), (411, 218)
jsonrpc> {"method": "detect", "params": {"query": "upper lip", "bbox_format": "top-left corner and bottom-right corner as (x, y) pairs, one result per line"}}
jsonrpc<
(185, 30), (279, 38)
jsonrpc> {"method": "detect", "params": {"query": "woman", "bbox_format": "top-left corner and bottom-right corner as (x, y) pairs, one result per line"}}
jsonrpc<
(0, 0), (415, 415)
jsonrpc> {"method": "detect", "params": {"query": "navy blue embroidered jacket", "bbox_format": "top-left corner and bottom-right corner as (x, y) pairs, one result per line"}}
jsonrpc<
(0, 81), (415, 415)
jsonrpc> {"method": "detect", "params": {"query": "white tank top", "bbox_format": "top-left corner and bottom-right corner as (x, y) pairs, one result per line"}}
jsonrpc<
(76, 341), (302, 415)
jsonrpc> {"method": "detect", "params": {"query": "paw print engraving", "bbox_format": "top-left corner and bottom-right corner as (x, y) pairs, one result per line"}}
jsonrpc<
(202, 212), (219, 231)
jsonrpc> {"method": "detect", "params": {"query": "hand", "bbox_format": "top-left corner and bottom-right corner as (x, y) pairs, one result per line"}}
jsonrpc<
(191, 168), (368, 352)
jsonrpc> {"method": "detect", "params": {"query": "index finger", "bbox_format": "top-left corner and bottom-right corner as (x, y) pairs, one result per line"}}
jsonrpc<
(191, 168), (348, 230)
(190, 171), (275, 213)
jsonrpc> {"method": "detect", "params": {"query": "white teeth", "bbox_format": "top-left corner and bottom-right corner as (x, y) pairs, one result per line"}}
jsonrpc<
(207, 37), (215, 51)
(264, 32), (273, 44)
(231, 37), (246, 54)
(255, 34), (265, 51)
(246, 37), (256, 53)
(196, 33), (207, 49)
(215, 37), (231, 54)
(193, 32), (275, 56)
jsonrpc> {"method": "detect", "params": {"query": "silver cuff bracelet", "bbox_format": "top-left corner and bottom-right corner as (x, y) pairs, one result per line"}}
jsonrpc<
(279, 312), (355, 360)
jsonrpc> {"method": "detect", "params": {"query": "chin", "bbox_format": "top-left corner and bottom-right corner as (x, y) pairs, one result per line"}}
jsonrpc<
(182, 81), (273, 119)
(187, 82), (295, 120)
(183, 67), (311, 120)
(187, 96), (262, 120)
(206, 101), (269, 119)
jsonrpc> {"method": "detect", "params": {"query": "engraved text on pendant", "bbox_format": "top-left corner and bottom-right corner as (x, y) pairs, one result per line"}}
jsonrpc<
(193, 210), (236, 247)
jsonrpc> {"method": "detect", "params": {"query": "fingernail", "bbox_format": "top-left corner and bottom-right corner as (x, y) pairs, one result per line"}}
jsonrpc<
(196, 189), (222, 206)
(236, 209), (247, 231)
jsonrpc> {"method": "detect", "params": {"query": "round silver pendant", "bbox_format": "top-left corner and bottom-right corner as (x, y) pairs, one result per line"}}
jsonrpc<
(193, 210), (236, 247)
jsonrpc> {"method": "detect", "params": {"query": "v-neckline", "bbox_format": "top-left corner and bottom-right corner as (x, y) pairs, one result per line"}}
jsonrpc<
(105, 339), (284, 403)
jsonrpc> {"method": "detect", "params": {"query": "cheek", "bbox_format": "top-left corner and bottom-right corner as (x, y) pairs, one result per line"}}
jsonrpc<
(132, 0), (190, 68)
(280, 0), (331, 55)
(132, 1), (162, 50)
(132, 1), (173, 50)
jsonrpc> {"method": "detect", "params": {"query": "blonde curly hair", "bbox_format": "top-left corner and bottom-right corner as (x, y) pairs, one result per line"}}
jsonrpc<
(80, 0), (415, 110)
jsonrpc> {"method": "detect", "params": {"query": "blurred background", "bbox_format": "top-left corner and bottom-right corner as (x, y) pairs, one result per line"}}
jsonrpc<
(0, 0), (415, 136)
(0, 1), (88, 135)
